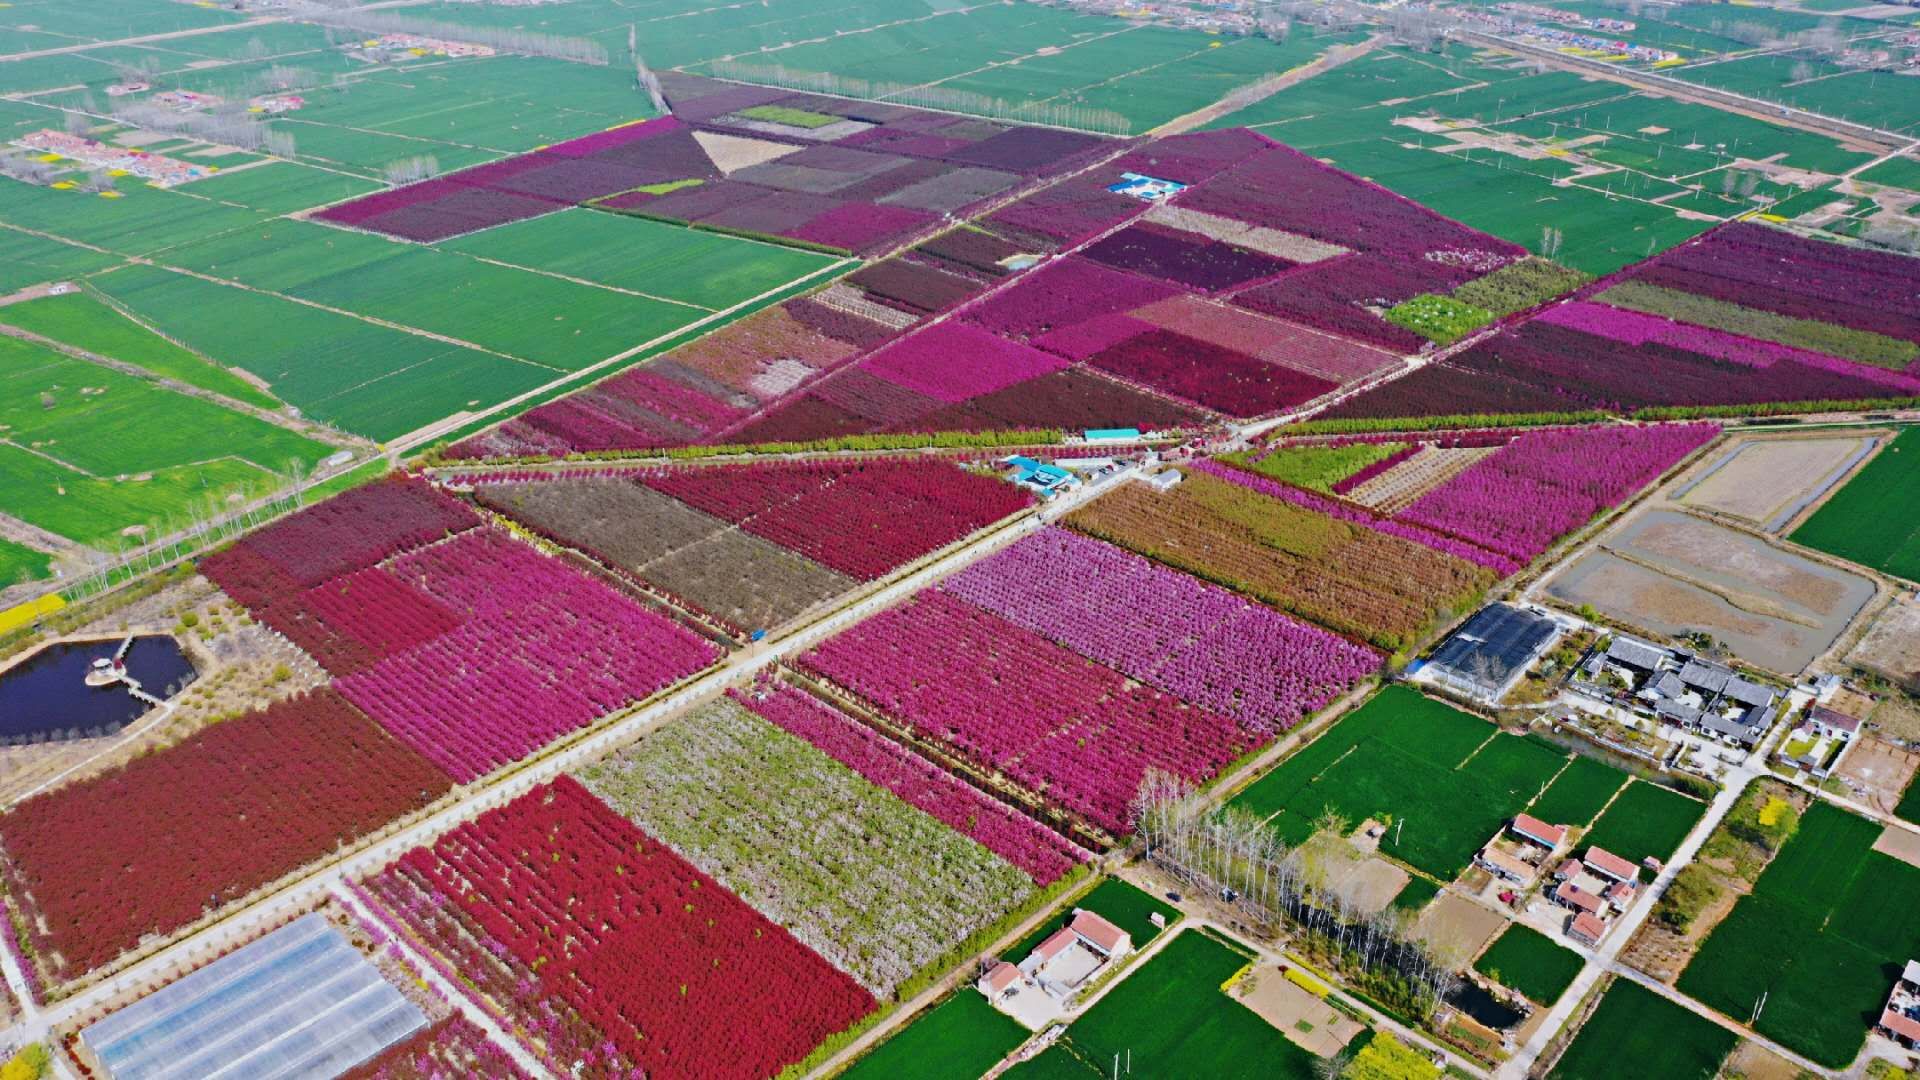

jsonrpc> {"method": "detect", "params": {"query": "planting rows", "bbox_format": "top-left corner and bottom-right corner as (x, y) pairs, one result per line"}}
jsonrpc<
(1065, 467), (1495, 651)
(0, 691), (451, 983)
(800, 589), (1263, 836)
(340, 529), (719, 782)
(1323, 222), (1920, 423)
(455, 124), (1550, 457)
(1229, 423), (1717, 571)
(741, 683), (1084, 885)
(941, 528), (1381, 731)
(363, 778), (872, 1079)
(474, 476), (855, 632)
(203, 475), (721, 781)
(580, 697), (1040, 995)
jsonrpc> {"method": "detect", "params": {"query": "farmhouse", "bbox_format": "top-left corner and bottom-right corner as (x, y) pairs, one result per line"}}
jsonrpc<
(1476, 845), (1538, 884)
(980, 908), (1136, 1025)
(1550, 847), (1641, 944)
(1584, 637), (1780, 749)
(1878, 960), (1920, 1050)
(1805, 706), (1861, 742)
(1581, 846), (1639, 885)
(1511, 813), (1567, 852)
(1567, 912), (1609, 947)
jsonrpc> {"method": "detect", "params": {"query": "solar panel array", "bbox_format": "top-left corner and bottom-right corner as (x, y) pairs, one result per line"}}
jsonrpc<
(83, 913), (425, 1080)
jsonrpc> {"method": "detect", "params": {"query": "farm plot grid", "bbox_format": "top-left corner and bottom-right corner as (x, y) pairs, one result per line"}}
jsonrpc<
(1322, 222), (1920, 427)
(453, 122), (1549, 457)
(358, 776), (874, 1080)
(199, 477), (722, 784)
(465, 457), (1032, 635)
(1226, 686), (1624, 880)
(793, 516), (1392, 838)
(1675, 800), (1920, 1067)
(578, 694), (1049, 997)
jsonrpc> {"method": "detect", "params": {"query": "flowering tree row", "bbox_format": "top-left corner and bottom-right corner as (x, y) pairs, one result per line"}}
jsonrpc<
(1635, 221), (1920, 348)
(733, 683), (1083, 884)
(229, 477), (478, 588)
(0, 691), (450, 982)
(942, 528), (1380, 731)
(581, 699), (1038, 994)
(1191, 458), (1520, 574)
(340, 529), (720, 782)
(800, 591), (1260, 835)
(365, 778), (873, 1079)
(1539, 302), (1920, 392)
(1068, 471), (1494, 652)
(340, 1016), (529, 1080)
(632, 458), (1032, 582)
(1399, 423), (1719, 563)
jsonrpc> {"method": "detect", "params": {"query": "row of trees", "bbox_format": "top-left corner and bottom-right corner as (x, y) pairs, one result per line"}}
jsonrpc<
(299, 6), (608, 65)
(705, 60), (1133, 135)
(109, 100), (296, 155)
(1132, 774), (1460, 1020)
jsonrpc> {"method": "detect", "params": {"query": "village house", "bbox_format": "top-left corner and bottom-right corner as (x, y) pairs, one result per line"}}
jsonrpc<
(1879, 960), (1920, 1050)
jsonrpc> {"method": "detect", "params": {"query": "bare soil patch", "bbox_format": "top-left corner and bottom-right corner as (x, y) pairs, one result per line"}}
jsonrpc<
(1414, 893), (1508, 968)
(1232, 966), (1365, 1057)
(1833, 737), (1918, 816)
(1848, 593), (1920, 690)
(1872, 823), (1920, 869)
(1678, 435), (1874, 529)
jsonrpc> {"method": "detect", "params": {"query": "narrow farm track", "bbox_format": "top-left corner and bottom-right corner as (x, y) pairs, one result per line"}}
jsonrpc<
(0, 471), (1130, 1067)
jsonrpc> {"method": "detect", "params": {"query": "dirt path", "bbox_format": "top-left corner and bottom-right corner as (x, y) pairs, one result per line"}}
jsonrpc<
(1152, 33), (1386, 137)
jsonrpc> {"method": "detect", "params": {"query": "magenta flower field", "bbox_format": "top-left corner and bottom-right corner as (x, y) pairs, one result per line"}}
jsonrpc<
(941, 529), (1380, 731)
(800, 590), (1261, 834)
(1396, 424), (1720, 563)
(342, 530), (720, 782)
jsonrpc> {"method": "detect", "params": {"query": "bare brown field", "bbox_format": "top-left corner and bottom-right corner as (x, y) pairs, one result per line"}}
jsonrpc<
(1676, 435), (1876, 530)
(1848, 593), (1920, 689)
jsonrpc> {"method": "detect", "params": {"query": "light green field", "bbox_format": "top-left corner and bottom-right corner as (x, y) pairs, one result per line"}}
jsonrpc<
(440, 209), (843, 311)
(0, 335), (332, 546)
(88, 266), (559, 443)
(1204, 47), (1723, 272)
(0, 292), (279, 409)
(157, 219), (701, 368)
(0, 229), (121, 295)
(0, 537), (53, 588)
(183, 162), (382, 216)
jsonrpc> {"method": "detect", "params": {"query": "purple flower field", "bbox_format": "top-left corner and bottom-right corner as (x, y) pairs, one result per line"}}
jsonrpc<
(941, 529), (1380, 731)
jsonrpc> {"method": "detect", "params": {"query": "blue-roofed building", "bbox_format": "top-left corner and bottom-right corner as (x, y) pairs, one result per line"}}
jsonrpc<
(1004, 456), (1079, 498)
(81, 913), (427, 1080)
(1083, 428), (1142, 443)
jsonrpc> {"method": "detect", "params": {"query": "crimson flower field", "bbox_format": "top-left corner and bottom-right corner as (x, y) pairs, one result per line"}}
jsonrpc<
(0, 690), (451, 983)
(364, 778), (874, 1079)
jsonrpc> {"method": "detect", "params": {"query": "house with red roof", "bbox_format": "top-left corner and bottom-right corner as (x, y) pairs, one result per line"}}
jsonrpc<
(1510, 814), (1568, 852)
(1568, 912), (1608, 948)
(1582, 846), (1639, 884)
